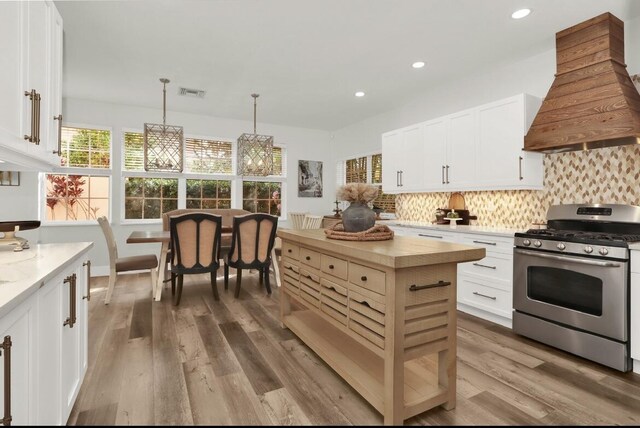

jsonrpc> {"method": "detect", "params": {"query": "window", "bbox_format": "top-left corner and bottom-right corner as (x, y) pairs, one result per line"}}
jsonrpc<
(185, 138), (233, 174)
(45, 174), (109, 221)
(345, 156), (367, 183)
(186, 179), (232, 209)
(272, 146), (283, 176)
(124, 177), (178, 219)
(242, 181), (282, 216)
(60, 127), (110, 168)
(339, 153), (395, 213)
(123, 132), (145, 171)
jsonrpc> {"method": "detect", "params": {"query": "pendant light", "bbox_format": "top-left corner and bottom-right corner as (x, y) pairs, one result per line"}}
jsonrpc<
(144, 78), (184, 172)
(237, 93), (274, 176)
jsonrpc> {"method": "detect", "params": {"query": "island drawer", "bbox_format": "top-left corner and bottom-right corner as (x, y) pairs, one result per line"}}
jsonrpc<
(282, 241), (300, 260)
(299, 268), (320, 308)
(281, 260), (300, 280)
(282, 276), (299, 295)
(300, 247), (321, 270)
(320, 278), (347, 305)
(348, 263), (386, 295)
(321, 254), (348, 280)
(458, 275), (512, 318)
(320, 279), (348, 326)
(349, 317), (385, 350)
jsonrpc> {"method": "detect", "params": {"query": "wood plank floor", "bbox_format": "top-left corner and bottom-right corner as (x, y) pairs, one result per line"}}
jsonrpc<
(68, 270), (640, 425)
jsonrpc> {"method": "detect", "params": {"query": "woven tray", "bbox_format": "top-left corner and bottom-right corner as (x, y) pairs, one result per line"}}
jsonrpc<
(324, 222), (394, 241)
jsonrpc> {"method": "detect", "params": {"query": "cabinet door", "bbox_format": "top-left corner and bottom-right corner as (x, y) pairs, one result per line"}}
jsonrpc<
(446, 110), (476, 188)
(0, 295), (37, 425)
(60, 269), (81, 422)
(422, 118), (447, 190)
(0, 1), (27, 148)
(36, 271), (63, 425)
(381, 131), (402, 192)
(632, 272), (640, 362)
(47, 5), (63, 162)
(398, 124), (424, 192)
(78, 262), (89, 378)
(476, 96), (523, 186)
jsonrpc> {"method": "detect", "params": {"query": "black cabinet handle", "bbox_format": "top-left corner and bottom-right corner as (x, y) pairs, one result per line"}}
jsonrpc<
(409, 280), (451, 291)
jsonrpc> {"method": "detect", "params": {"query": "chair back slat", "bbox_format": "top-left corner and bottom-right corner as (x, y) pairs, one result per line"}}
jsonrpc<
(302, 214), (323, 229)
(97, 216), (118, 269)
(289, 212), (307, 230)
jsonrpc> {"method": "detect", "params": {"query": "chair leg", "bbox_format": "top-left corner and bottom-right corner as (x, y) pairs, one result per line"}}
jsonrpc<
(210, 271), (219, 301)
(263, 266), (272, 295)
(150, 267), (158, 296)
(234, 268), (242, 298)
(224, 259), (229, 290)
(259, 269), (264, 285)
(171, 272), (176, 296)
(173, 274), (184, 306)
(104, 268), (117, 305)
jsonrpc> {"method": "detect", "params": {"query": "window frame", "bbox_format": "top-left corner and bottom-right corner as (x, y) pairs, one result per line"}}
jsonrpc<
(57, 122), (113, 170)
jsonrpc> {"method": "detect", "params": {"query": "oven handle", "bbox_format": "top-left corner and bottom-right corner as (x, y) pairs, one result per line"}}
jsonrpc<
(514, 249), (622, 267)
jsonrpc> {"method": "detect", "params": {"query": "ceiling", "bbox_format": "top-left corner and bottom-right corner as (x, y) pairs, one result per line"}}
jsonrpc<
(56, 0), (640, 131)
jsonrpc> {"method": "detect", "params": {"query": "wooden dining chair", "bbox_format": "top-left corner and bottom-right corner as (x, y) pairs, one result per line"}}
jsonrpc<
(97, 216), (158, 305)
(224, 213), (278, 298)
(169, 213), (223, 306)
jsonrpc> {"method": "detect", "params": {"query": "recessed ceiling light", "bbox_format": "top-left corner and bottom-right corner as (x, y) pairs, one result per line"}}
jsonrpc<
(355, 91), (365, 97)
(511, 8), (531, 19)
(412, 61), (425, 69)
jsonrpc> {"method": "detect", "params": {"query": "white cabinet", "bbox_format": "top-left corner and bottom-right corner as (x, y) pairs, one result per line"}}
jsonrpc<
(631, 250), (640, 373)
(381, 93), (544, 194)
(476, 94), (543, 189)
(2, 255), (89, 425)
(0, 293), (38, 425)
(0, 0), (62, 169)
(382, 125), (425, 192)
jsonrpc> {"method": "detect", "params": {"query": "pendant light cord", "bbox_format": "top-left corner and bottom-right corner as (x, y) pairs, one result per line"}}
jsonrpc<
(163, 81), (167, 126)
(252, 93), (259, 134)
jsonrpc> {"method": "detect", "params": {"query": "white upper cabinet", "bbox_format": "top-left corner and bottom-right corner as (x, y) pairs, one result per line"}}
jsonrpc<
(381, 93), (544, 194)
(0, 0), (62, 169)
(476, 94), (543, 189)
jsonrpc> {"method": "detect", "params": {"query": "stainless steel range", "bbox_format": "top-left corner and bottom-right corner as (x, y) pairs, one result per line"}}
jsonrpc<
(513, 204), (640, 372)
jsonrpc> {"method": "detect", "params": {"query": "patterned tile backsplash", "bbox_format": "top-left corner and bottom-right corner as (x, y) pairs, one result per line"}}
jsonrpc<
(396, 144), (640, 229)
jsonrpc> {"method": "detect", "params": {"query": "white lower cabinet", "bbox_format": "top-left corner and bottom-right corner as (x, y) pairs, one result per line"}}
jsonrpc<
(631, 250), (640, 373)
(390, 225), (514, 327)
(1, 256), (89, 425)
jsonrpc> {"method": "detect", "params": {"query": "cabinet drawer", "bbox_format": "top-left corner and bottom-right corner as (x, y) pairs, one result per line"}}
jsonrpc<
(458, 253), (513, 284)
(349, 319), (385, 349)
(349, 263), (386, 295)
(282, 241), (300, 260)
(349, 290), (385, 324)
(321, 301), (347, 325)
(281, 260), (299, 280)
(282, 277), (299, 296)
(321, 254), (348, 280)
(461, 235), (513, 255)
(300, 247), (321, 270)
(631, 251), (640, 273)
(320, 278), (347, 306)
(458, 275), (512, 318)
(410, 230), (458, 242)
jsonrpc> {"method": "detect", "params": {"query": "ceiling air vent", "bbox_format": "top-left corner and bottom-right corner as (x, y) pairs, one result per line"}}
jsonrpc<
(178, 87), (206, 98)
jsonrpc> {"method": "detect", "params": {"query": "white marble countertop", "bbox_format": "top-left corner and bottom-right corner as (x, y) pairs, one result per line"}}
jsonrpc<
(0, 242), (93, 318)
(383, 220), (524, 238)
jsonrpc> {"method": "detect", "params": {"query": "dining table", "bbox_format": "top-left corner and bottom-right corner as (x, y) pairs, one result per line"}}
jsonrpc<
(127, 227), (232, 301)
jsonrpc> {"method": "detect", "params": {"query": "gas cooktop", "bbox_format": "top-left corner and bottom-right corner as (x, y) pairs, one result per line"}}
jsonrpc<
(519, 228), (640, 245)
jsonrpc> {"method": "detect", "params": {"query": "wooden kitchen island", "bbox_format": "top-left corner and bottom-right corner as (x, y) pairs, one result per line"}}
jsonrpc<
(278, 229), (485, 425)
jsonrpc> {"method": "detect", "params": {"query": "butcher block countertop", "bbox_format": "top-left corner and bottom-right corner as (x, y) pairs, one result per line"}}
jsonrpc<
(277, 228), (486, 269)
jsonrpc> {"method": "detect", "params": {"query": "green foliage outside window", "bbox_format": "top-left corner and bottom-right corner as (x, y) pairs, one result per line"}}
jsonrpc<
(124, 177), (178, 219)
(186, 179), (232, 209)
(242, 181), (281, 216)
(61, 127), (110, 168)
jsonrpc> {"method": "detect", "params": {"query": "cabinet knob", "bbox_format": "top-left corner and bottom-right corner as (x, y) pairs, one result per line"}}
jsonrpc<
(361, 276), (367, 281)
(328, 264), (334, 269)
(306, 256), (311, 261)
(287, 249), (292, 253)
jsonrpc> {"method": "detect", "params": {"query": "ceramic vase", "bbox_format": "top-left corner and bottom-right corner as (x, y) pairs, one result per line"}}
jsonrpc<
(342, 202), (376, 232)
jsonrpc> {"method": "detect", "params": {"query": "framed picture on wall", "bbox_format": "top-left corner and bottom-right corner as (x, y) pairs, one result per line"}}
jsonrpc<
(298, 160), (323, 198)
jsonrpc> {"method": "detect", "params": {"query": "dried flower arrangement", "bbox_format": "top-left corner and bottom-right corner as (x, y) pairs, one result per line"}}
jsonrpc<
(336, 183), (379, 204)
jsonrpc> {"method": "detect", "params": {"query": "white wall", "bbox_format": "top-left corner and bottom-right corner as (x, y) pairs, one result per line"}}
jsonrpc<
(5, 98), (334, 271)
(331, 14), (640, 159)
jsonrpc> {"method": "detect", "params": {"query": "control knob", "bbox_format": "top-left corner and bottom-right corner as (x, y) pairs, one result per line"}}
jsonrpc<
(533, 240), (542, 248)
(599, 248), (609, 256)
(522, 239), (531, 246)
(557, 243), (566, 251)
(584, 246), (593, 254)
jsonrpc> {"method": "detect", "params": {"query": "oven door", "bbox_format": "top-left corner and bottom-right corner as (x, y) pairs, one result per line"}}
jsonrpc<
(513, 248), (628, 341)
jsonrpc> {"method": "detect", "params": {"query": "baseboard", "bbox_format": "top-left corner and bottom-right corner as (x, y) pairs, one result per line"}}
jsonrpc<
(457, 303), (513, 329)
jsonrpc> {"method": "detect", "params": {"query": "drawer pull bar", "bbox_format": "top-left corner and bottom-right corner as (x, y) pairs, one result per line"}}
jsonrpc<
(328, 264), (334, 269)
(409, 280), (451, 291)
(418, 234), (443, 239)
(473, 291), (496, 300)
(473, 240), (497, 246)
(472, 262), (496, 270)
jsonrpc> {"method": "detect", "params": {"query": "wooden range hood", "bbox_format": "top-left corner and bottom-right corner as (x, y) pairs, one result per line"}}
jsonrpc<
(525, 13), (640, 153)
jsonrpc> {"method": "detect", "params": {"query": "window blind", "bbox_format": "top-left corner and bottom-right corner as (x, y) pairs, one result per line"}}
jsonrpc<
(345, 156), (367, 183)
(185, 138), (233, 174)
(371, 153), (382, 184)
(123, 132), (145, 171)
